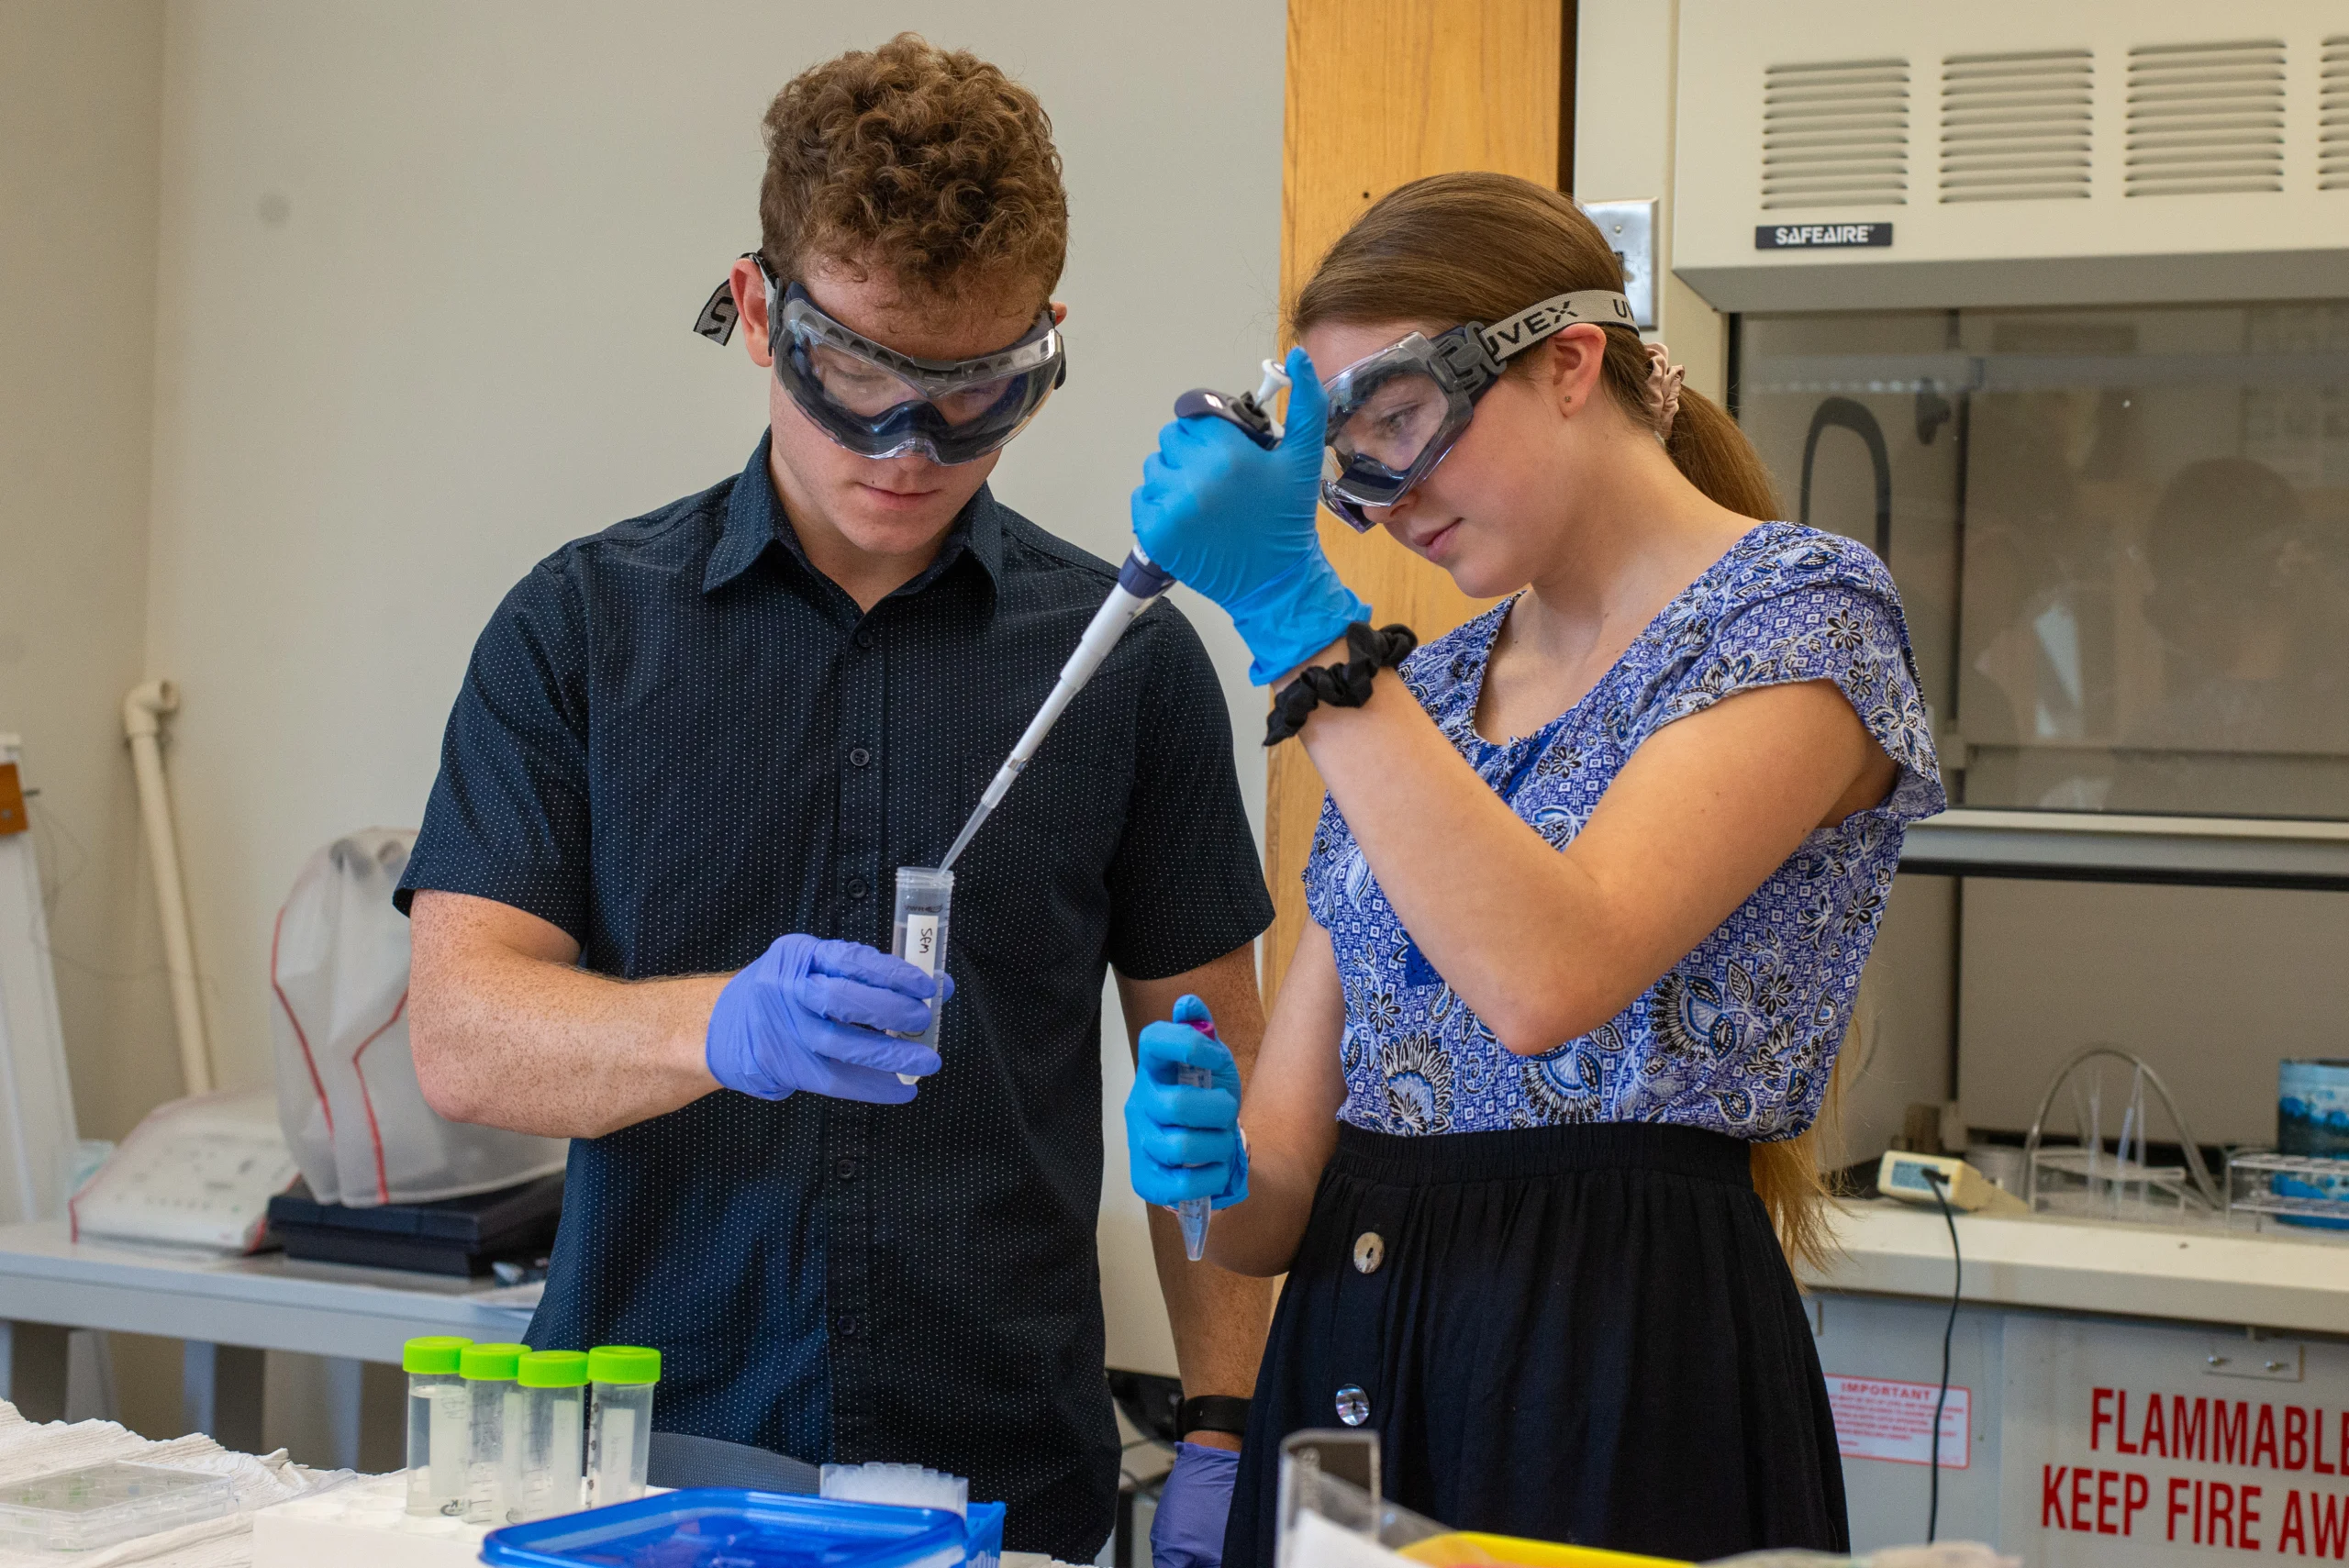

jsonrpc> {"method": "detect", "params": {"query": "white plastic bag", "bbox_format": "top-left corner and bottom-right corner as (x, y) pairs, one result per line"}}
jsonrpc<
(270, 828), (564, 1207)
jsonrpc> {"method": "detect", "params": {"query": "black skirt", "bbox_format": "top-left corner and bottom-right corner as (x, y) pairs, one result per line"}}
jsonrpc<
(1223, 1121), (1848, 1567)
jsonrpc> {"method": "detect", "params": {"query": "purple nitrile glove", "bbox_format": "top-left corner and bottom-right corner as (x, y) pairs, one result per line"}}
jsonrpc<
(706, 933), (950, 1105)
(1152, 1440), (1240, 1568)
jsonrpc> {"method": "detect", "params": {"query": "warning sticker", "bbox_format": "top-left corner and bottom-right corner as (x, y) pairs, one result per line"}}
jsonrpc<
(1827, 1373), (1971, 1469)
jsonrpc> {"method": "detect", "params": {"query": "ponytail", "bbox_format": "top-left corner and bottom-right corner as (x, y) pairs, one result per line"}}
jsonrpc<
(1292, 171), (1783, 521)
(1666, 387), (1782, 521)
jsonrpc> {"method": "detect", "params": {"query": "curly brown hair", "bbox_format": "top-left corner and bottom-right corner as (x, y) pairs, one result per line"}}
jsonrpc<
(759, 34), (1068, 306)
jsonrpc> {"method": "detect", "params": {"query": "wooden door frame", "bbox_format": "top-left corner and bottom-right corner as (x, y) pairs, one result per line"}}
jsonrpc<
(1264, 0), (1578, 1003)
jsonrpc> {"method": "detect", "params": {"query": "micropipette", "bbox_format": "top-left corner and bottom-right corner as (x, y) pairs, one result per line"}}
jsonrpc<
(936, 359), (1293, 873)
(1174, 1009), (1226, 1262)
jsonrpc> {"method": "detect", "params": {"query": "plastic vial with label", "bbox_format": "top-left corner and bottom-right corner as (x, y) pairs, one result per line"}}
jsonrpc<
(514, 1350), (588, 1521)
(889, 867), (954, 1080)
(460, 1342), (529, 1526)
(586, 1345), (662, 1509)
(403, 1336), (473, 1518)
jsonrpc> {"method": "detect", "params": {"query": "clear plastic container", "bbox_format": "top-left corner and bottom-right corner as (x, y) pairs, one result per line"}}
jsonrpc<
(0, 1462), (236, 1552)
(462, 1341), (530, 1527)
(585, 1345), (661, 1509)
(889, 867), (954, 1075)
(514, 1351), (588, 1522)
(403, 1335), (473, 1518)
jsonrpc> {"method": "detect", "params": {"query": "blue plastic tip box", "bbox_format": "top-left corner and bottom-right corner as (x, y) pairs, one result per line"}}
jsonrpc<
(482, 1489), (1008, 1568)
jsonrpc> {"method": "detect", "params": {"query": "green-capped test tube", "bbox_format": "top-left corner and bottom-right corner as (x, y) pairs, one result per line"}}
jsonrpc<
(515, 1351), (589, 1521)
(402, 1337), (473, 1518)
(460, 1342), (529, 1526)
(585, 1346), (662, 1508)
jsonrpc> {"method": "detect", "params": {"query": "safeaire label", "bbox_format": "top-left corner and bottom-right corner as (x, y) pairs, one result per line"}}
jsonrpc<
(1827, 1373), (1971, 1469)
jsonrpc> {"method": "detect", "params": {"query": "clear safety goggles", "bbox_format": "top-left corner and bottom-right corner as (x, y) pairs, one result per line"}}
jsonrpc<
(694, 256), (1065, 465)
(1319, 288), (1636, 529)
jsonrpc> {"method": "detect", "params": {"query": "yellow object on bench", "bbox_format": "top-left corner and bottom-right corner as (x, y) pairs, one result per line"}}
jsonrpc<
(1397, 1530), (1687, 1568)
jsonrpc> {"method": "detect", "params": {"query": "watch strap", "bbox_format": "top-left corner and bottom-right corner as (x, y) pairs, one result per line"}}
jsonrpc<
(1179, 1394), (1252, 1439)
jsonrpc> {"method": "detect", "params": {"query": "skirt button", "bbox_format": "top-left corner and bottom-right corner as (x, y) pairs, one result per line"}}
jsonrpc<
(1352, 1231), (1385, 1273)
(1335, 1385), (1370, 1426)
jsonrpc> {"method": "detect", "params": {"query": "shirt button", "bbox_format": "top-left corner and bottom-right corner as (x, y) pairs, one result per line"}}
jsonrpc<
(850, 746), (872, 768)
(837, 1316), (862, 1339)
(1353, 1231), (1385, 1273)
(848, 877), (870, 901)
(835, 1157), (859, 1182)
(854, 629), (875, 650)
(1335, 1385), (1370, 1426)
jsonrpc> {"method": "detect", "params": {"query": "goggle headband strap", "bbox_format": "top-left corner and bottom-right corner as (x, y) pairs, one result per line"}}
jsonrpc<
(1474, 288), (1638, 363)
(1386, 287), (1637, 406)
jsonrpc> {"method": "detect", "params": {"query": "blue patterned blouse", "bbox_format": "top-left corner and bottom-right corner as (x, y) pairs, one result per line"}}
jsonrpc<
(1305, 522), (1946, 1141)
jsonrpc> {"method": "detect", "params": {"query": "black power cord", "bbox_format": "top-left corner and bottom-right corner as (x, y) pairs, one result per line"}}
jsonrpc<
(1920, 1167), (1962, 1543)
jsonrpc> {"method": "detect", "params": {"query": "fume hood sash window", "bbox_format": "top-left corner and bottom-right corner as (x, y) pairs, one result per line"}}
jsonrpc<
(1738, 300), (2349, 884)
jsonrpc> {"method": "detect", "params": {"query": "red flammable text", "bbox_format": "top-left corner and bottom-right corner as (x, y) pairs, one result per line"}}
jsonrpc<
(2094, 1388), (2347, 1473)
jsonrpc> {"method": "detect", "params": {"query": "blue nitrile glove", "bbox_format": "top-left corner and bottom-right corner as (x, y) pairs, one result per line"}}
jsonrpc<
(707, 933), (950, 1105)
(1151, 1441), (1240, 1568)
(1125, 995), (1249, 1209)
(1131, 346), (1371, 684)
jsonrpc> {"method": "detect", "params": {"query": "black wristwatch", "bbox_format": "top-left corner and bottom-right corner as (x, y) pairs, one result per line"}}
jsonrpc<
(1178, 1394), (1252, 1440)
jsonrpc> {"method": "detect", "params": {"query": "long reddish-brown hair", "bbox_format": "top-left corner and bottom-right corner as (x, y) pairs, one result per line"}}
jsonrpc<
(1295, 172), (1853, 1271)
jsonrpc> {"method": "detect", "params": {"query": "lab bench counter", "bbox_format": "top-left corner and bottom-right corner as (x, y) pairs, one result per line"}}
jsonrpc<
(0, 1219), (539, 1462)
(1802, 1197), (2349, 1335)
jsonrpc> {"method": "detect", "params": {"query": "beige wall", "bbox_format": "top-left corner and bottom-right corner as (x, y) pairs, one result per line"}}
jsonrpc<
(137, 1), (1282, 1381)
(1574, 0), (1724, 400)
(0, 0), (178, 1147)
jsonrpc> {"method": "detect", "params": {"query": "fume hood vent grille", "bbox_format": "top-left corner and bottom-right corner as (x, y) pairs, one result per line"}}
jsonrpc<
(1938, 50), (2093, 204)
(1760, 58), (1909, 210)
(2322, 38), (2349, 190)
(2124, 39), (2286, 197)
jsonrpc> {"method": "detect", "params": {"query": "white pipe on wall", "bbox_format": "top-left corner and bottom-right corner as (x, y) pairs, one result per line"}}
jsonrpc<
(123, 681), (212, 1095)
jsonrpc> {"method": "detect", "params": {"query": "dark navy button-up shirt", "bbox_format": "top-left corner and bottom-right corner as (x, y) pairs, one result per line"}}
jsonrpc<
(397, 435), (1272, 1558)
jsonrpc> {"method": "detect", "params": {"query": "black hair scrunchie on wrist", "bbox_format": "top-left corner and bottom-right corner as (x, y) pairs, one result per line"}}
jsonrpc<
(1264, 623), (1419, 745)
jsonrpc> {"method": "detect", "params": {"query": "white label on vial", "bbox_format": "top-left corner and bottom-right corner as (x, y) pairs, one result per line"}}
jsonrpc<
(905, 913), (941, 973)
(897, 913), (942, 1084)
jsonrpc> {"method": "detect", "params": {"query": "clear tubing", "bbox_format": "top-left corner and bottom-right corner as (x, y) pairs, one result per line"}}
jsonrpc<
(517, 1385), (585, 1521)
(465, 1378), (517, 1525)
(890, 867), (954, 1083)
(404, 1374), (470, 1518)
(587, 1382), (654, 1508)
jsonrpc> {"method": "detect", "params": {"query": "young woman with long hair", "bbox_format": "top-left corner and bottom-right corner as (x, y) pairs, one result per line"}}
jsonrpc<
(1119, 172), (1944, 1562)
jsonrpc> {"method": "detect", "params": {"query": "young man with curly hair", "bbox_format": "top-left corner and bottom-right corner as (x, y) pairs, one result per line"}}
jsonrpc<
(397, 35), (1270, 1563)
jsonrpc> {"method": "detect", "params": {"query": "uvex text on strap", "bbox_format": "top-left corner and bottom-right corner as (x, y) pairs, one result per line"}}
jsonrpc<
(1319, 288), (1635, 529)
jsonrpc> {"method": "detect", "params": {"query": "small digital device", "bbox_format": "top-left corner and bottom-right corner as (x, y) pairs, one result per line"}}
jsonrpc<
(1876, 1150), (2028, 1216)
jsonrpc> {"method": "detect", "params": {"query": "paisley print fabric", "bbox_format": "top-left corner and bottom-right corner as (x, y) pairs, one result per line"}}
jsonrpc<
(1305, 522), (1945, 1141)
